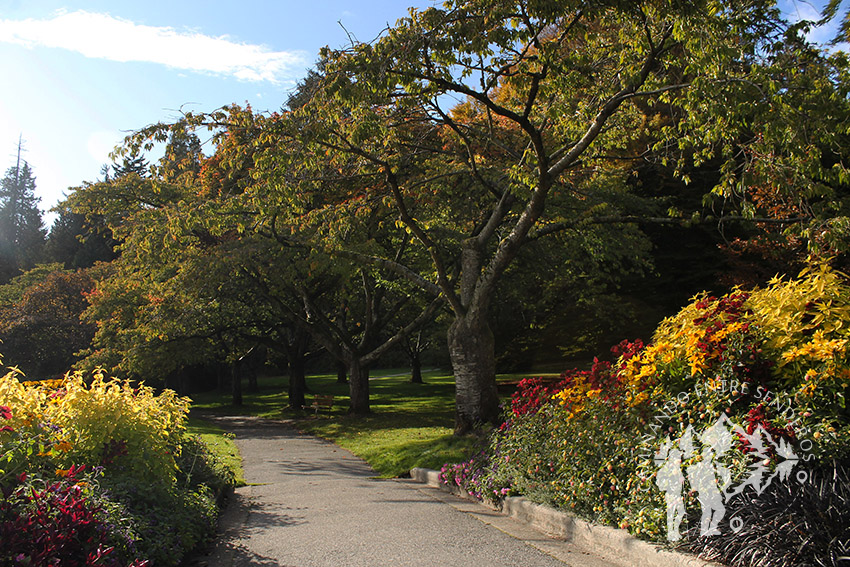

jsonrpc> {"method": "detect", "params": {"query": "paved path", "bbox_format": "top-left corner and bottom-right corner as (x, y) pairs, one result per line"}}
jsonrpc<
(194, 416), (625, 567)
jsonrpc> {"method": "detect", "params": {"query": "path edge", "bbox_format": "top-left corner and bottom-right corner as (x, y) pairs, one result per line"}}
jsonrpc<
(409, 467), (722, 567)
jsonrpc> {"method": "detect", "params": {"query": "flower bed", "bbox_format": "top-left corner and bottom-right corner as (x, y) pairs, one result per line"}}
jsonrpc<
(442, 263), (850, 567)
(0, 370), (235, 566)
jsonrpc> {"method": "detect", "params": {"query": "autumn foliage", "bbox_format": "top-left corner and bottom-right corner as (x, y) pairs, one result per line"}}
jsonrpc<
(0, 268), (95, 378)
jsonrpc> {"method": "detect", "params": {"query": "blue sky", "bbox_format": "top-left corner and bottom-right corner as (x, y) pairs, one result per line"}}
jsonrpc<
(0, 0), (434, 221)
(0, 0), (842, 224)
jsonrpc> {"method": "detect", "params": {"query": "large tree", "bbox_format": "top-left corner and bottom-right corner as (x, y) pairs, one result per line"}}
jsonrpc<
(47, 209), (118, 269)
(254, 0), (831, 432)
(0, 143), (46, 282)
(67, 104), (440, 412)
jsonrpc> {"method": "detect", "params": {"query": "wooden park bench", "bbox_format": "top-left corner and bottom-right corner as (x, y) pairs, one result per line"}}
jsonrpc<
(310, 394), (335, 415)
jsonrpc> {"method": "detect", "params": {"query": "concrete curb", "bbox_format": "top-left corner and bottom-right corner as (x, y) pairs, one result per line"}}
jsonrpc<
(409, 468), (721, 567)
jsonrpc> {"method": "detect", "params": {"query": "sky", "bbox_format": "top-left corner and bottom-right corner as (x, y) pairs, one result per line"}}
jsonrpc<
(0, 0), (843, 226)
(0, 0), (435, 223)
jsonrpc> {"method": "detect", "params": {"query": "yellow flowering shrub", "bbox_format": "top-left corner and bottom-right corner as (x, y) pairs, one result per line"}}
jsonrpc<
(0, 369), (191, 484)
(619, 290), (755, 406)
(748, 264), (850, 419)
(551, 372), (598, 420)
(605, 263), (850, 438)
(749, 263), (850, 354)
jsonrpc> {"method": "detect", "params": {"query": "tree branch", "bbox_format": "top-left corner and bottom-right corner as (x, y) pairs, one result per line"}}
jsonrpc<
(548, 26), (675, 179)
(384, 169), (464, 313)
(360, 296), (445, 366)
(333, 248), (443, 297)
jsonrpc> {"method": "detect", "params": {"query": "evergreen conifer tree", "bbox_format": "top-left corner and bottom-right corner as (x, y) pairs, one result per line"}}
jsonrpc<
(0, 142), (46, 282)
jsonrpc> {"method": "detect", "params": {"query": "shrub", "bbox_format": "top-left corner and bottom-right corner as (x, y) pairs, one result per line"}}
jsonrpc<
(43, 371), (189, 484)
(683, 460), (850, 567)
(619, 263), (850, 453)
(0, 468), (149, 567)
(510, 377), (564, 417)
(176, 434), (237, 496)
(0, 369), (191, 487)
(98, 479), (217, 567)
(490, 390), (664, 537)
(0, 370), (230, 566)
(439, 435), (513, 504)
(444, 263), (850, 564)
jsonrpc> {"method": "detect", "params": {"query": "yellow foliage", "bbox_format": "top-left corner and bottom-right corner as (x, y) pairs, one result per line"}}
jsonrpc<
(0, 368), (49, 430)
(553, 261), (850, 422)
(749, 262), (850, 355)
(0, 369), (191, 484)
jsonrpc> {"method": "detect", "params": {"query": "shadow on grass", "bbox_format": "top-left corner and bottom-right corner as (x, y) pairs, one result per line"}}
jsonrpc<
(186, 416), (231, 436)
(356, 433), (483, 477)
(188, 370), (497, 478)
(189, 371), (458, 420)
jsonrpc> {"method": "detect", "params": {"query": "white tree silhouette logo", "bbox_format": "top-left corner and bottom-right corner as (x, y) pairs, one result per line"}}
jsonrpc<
(654, 414), (802, 541)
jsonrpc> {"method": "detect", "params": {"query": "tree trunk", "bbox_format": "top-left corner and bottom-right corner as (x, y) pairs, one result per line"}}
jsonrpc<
(348, 358), (371, 415)
(231, 363), (243, 406)
(447, 313), (500, 434)
(288, 351), (307, 409)
(410, 352), (423, 384)
(247, 366), (258, 393)
(217, 364), (228, 391)
(336, 359), (348, 383)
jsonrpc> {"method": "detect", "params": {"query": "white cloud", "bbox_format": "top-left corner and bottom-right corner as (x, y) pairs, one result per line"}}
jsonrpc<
(779, 0), (848, 47)
(0, 10), (307, 84)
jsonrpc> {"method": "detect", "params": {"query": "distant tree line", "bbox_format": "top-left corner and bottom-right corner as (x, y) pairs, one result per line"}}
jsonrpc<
(0, 141), (120, 377)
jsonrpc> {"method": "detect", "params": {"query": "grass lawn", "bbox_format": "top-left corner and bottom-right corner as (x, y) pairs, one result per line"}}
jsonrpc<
(188, 368), (561, 478)
(294, 370), (477, 478)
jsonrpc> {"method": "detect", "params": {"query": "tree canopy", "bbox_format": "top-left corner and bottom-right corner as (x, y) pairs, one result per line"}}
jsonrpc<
(0, 264), (95, 378)
(252, 0), (850, 431)
(61, 0), (850, 432)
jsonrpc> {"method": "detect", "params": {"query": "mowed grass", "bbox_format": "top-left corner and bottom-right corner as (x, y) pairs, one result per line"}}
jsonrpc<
(294, 370), (476, 478)
(188, 368), (560, 478)
(188, 373), (296, 419)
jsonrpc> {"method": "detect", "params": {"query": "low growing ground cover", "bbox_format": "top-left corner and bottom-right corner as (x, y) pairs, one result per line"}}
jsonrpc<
(441, 263), (850, 567)
(0, 371), (238, 567)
